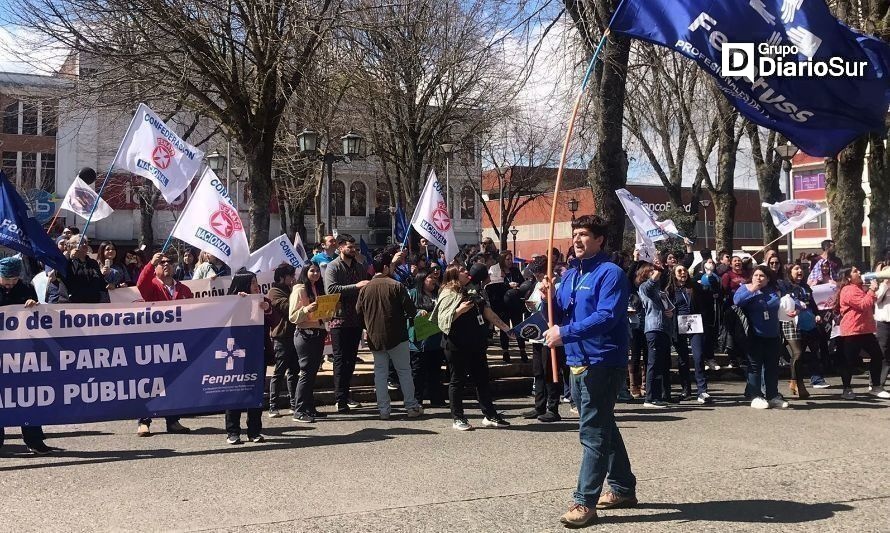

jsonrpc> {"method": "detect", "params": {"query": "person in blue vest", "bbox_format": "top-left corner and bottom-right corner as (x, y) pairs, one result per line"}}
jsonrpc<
(0, 257), (54, 455)
(541, 215), (637, 528)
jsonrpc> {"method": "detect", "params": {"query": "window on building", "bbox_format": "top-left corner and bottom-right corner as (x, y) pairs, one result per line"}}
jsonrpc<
(20, 152), (37, 190)
(21, 101), (38, 135)
(461, 185), (475, 220)
(3, 102), (18, 134)
(39, 153), (55, 192)
(304, 194), (316, 215)
(802, 211), (827, 230)
(331, 179), (345, 217)
(2, 151), (17, 179)
(349, 181), (367, 216)
(41, 101), (57, 136)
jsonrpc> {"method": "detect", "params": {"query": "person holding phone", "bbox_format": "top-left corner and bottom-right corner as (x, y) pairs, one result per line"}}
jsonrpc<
(637, 264), (674, 408)
(97, 241), (131, 289)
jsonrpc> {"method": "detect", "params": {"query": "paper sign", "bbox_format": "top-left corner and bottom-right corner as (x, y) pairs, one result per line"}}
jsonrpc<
(413, 315), (441, 342)
(677, 314), (703, 334)
(812, 283), (838, 311)
(312, 293), (340, 321)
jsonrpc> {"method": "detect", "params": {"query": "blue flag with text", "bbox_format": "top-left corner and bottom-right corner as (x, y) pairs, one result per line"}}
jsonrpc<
(0, 296), (264, 426)
(0, 171), (68, 274)
(395, 205), (409, 244)
(610, 0), (890, 156)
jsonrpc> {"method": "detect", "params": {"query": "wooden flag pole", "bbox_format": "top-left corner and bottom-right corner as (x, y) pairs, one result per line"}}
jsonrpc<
(545, 29), (610, 383)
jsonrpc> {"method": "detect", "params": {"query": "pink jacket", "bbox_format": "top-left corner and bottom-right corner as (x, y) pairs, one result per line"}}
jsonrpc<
(839, 284), (877, 336)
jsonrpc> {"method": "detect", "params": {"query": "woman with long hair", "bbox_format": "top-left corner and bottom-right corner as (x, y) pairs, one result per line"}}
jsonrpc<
(734, 265), (788, 409)
(97, 241), (132, 291)
(409, 269), (446, 407)
(835, 266), (890, 400)
(782, 264), (823, 399)
(637, 264), (673, 408)
(288, 263), (329, 422)
(699, 258), (723, 371)
(667, 264), (713, 404)
(430, 264), (513, 430)
(224, 269), (273, 444)
(174, 248), (197, 281)
(124, 249), (144, 283)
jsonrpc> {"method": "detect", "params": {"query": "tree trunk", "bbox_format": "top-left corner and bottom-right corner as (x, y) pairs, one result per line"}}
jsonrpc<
(138, 181), (161, 248)
(825, 136), (867, 265)
(588, 32), (631, 253)
(868, 131), (890, 263)
(242, 140), (274, 251)
(712, 97), (739, 252)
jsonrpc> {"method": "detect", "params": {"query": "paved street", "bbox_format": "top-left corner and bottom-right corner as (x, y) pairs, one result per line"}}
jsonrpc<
(2, 378), (890, 533)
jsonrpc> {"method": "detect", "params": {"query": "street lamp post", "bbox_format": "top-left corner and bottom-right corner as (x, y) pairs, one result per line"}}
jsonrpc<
(699, 199), (711, 249)
(441, 143), (454, 214)
(510, 226), (519, 256)
(297, 129), (364, 236)
(567, 196), (579, 221)
(388, 205), (397, 244)
(774, 141), (800, 263)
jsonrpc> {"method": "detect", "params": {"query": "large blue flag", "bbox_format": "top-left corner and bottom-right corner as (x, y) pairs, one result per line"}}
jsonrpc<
(359, 235), (374, 265)
(394, 205), (409, 244)
(0, 171), (68, 274)
(611, 0), (890, 156)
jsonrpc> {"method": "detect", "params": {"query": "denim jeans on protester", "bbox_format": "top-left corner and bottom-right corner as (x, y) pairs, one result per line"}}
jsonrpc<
(331, 326), (363, 407)
(645, 331), (672, 402)
(673, 332), (707, 395)
(746, 335), (780, 400)
(225, 408), (262, 439)
(293, 329), (325, 413)
(570, 365), (636, 507)
(270, 337), (299, 410)
(372, 341), (419, 414)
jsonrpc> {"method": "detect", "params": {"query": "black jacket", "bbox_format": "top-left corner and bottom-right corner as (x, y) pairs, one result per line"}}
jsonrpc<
(0, 280), (38, 307)
(62, 257), (109, 303)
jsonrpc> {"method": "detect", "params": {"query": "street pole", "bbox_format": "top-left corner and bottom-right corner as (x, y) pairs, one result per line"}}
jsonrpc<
(445, 154), (450, 214)
(703, 209), (709, 249)
(325, 153), (333, 235)
(785, 159), (793, 263)
(512, 234), (517, 256)
(225, 142), (230, 192)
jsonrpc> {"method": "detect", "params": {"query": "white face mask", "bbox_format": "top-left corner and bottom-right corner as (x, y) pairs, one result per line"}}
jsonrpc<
(704, 263), (715, 273)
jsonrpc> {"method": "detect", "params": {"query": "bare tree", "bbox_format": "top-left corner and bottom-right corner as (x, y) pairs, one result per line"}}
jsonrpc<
(469, 113), (564, 249)
(8, 0), (345, 249)
(343, 0), (528, 213)
(745, 123), (785, 246)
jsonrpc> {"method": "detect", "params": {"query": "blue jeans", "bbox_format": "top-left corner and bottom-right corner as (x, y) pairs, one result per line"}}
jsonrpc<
(372, 341), (419, 414)
(571, 366), (636, 507)
(746, 335), (780, 400)
(674, 333), (707, 395)
(645, 331), (672, 402)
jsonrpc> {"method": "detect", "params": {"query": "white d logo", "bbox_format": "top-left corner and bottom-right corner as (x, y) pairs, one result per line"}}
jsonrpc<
(721, 43), (755, 79)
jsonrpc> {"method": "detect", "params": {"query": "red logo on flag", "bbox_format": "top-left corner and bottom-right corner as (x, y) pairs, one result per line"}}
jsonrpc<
(209, 202), (243, 239)
(151, 138), (176, 170)
(431, 200), (451, 232)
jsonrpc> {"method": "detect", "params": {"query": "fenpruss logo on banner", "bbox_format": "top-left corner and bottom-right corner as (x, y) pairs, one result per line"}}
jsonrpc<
(215, 337), (246, 371)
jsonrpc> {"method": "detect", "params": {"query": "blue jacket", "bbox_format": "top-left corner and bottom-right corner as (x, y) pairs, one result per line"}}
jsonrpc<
(554, 253), (629, 367)
(638, 278), (674, 335)
(733, 283), (781, 338)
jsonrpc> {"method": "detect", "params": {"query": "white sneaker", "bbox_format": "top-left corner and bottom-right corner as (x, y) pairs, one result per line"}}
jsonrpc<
(841, 389), (855, 400)
(868, 387), (890, 399)
(697, 392), (712, 404)
(768, 397), (790, 409)
(705, 359), (721, 371)
(750, 397), (770, 409)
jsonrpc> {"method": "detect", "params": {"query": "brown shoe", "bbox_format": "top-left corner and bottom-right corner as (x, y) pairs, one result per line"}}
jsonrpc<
(137, 424), (151, 437)
(559, 504), (597, 528)
(596, 491), (638, 510)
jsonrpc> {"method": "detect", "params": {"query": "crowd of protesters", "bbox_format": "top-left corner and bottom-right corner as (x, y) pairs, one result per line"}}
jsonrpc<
(2, 222), (890, 455)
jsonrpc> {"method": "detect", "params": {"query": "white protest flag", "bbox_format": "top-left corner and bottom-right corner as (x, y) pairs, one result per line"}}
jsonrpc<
(408, 169), (458, 261)
(245, 234), (305, 273)
(635, 231), (658, 263)
(762, 199), (826, 236)
(112, 103), (204, 203)
(59, 176), (114, 222)
(616, 189), (678, 243)
(171, 168), (250, 270)
(291, 232), (309, 264)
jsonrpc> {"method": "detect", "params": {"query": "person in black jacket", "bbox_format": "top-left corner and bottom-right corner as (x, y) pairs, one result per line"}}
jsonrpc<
(496, 251), (528, 362)
(666, 264), (714, 404)
(0, 257), (54, 455)
(60, 236), (109, 303)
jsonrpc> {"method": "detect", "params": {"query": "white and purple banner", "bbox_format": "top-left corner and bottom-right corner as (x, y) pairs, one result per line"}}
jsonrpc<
(0, 296), (265, 426)
(617, 188), (681, 243)
(763, 199), (826, 236)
